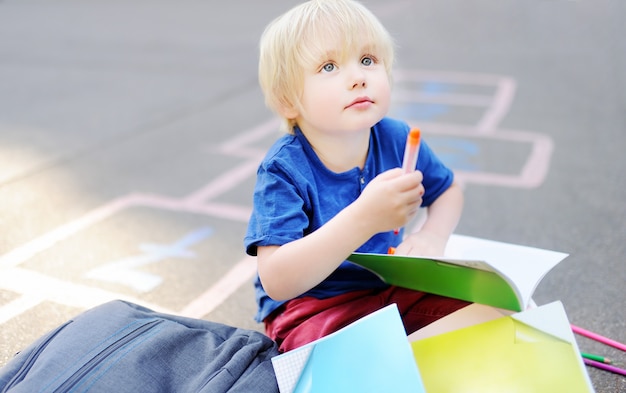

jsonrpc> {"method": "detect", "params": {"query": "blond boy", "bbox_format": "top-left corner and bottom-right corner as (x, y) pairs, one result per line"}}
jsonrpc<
(245, 0), (468, 352)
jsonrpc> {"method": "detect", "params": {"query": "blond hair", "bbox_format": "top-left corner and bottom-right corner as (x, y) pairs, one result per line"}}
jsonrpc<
(258, 0), (395, 132)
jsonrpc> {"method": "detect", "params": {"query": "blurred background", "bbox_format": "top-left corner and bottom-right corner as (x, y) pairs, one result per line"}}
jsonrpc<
(0, 0), (624, 391)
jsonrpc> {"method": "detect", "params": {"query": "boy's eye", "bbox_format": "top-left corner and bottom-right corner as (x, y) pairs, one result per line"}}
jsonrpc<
(322, 63), (336, 72)
(361, 56), (374, 66)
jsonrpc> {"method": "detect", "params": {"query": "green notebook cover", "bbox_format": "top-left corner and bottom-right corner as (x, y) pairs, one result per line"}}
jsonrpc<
(347, 235), (568, 312)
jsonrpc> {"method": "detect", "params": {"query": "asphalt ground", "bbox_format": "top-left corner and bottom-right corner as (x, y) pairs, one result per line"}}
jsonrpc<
(1, 0), (625, 391)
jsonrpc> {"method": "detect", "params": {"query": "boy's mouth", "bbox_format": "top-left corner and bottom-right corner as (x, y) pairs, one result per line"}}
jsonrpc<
(346, 96), (373, 109)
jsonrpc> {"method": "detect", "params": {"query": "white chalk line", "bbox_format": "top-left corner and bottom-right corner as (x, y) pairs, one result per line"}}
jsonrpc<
(0, 268), (174, 325)
(179, 256), (257, 319)
(0, 69), (554, 327)
(0, 118), (280, 325)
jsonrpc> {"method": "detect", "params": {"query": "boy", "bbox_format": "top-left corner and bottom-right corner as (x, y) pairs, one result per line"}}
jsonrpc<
(245, 0), (469, 352)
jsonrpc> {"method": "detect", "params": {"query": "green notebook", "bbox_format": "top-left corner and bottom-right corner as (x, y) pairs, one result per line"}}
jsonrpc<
(347, 235), (568, 311)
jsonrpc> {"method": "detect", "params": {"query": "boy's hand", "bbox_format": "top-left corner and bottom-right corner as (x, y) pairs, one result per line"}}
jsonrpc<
(394, 229), (447, 257)
(355, 168), (424, 233)
(392, 181), (464, 257)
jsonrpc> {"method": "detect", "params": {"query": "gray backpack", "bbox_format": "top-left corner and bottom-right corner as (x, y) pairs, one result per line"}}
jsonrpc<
(0, 300), (280, 392)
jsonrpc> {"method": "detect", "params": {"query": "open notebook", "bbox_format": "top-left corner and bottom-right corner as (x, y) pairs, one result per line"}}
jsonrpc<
(348, 234), (568, 311)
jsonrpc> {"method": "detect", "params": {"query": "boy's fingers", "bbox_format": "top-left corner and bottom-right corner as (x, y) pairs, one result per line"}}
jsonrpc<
(377, 168), (403, 180)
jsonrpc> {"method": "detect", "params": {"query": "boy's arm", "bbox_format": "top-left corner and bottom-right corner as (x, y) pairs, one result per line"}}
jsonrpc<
(257, 168), (424, 301)
(395, 181), (464, 256)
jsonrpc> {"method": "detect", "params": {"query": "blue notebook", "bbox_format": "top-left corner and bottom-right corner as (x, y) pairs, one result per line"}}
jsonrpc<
(271, 304), (425, 393)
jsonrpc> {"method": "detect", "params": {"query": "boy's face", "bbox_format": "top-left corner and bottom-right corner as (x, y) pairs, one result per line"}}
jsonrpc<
(291, 38), (391, 136)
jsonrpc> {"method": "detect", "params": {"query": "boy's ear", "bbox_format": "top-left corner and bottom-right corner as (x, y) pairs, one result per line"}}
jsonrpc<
(277, 98), (299, 120)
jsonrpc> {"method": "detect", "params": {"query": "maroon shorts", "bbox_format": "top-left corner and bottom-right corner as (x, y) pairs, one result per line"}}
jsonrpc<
(264, 286), (470, 352)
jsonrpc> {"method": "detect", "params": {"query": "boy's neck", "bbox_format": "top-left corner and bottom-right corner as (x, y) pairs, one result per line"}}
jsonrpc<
(300, 127), (371, 173)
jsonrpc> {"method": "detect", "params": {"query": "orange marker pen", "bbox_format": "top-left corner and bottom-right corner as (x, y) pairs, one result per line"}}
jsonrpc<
(402, 128), (421, 173)
(394, 128), (421, 235)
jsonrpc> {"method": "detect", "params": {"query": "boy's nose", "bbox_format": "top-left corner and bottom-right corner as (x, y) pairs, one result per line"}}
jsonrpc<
(351, 79), (366, 89)
(349, 70), (367, 89)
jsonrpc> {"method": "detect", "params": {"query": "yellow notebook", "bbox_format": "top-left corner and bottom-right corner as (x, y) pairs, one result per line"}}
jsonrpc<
(411, 301), (594, 393)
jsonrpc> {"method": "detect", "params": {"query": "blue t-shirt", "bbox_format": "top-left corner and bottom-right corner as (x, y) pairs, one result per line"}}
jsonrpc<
(244, 117), (454, 322)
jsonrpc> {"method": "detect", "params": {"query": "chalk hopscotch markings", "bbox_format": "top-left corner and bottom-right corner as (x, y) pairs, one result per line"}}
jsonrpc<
(0, 268), (173, 326)
(0, 118), (279, 271)
(393, 69), (517, 134)
(0, 292), (46, 326)
(416, 124), (554, 188)
(427, 138), (480, 172)
(84, 227), (214, 293)
(0, 68), (556, 328)
(180, 255), (257, 319)
(0, 118), (280, 323)
(393, 69), (553, 189)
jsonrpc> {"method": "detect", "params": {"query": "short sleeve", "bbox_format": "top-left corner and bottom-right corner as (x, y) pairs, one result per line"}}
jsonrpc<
(416, 141), (454, 207)
(244, 160), (311, 256)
